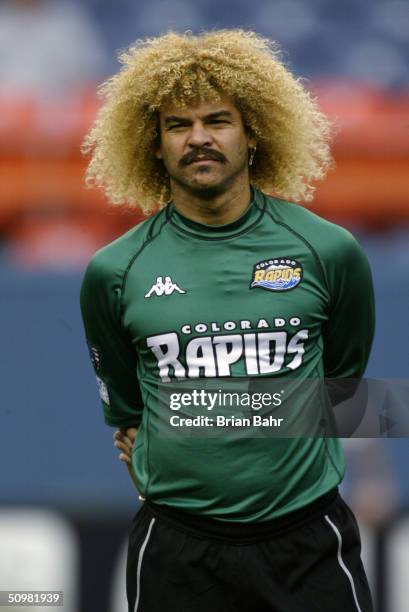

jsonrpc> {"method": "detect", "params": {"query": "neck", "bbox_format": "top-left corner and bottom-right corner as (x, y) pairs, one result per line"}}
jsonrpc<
(170, 175), (252, 226)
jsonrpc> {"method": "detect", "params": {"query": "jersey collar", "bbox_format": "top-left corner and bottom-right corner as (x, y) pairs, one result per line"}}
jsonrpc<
(167, 187), (265, 240)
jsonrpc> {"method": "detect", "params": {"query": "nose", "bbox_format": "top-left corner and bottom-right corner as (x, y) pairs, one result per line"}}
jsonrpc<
(186, 121), (213, 148)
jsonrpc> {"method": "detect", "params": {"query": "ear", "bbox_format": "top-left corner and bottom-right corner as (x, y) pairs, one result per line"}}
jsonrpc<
(247, 133), (256, 150)
(154, 113), (163, 159)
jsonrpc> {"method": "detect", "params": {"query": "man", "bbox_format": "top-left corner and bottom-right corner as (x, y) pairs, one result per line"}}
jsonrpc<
(80, 30), (375, 612)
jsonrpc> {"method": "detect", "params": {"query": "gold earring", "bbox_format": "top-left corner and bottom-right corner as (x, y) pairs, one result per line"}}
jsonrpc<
(248, 147), (256, 166)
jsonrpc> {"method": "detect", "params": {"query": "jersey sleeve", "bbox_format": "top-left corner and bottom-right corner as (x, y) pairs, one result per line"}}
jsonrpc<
(322, 231), (375, 379)
(80, 255), (144, 428)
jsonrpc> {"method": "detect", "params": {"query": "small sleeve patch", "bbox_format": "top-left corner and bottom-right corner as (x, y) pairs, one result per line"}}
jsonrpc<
(87, 341), (101, 371)
(96, 376), (110, 405)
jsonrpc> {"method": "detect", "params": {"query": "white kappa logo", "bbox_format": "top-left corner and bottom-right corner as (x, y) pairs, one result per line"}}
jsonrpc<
(145, 276), (186, 298)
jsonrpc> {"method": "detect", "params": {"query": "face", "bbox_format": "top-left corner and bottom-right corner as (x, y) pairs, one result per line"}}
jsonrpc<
(156, 95), (255, 199)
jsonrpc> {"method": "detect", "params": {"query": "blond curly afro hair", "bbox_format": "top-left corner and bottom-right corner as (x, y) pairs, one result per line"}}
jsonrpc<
(82, 29), (333, 214)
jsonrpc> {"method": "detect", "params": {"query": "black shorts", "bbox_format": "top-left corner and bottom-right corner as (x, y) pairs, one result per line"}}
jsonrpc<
(126, 489), (373, 612)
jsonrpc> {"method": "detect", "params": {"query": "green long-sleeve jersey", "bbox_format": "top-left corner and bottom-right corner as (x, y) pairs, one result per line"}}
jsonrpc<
(80, 188), (375, 522)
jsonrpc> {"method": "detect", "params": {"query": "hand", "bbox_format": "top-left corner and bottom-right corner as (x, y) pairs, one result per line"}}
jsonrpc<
(114, 427), (143, 494)
(113, 427), (138, 465)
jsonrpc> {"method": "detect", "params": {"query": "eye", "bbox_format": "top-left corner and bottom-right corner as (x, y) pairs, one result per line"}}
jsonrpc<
(166, 121), (191, 131)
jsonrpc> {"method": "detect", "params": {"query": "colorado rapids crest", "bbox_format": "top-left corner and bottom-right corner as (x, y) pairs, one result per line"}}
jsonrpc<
(250, 258), (302, 292)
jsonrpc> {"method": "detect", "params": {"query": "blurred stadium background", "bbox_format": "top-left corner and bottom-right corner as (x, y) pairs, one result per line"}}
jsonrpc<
(0, 0), (408, 610)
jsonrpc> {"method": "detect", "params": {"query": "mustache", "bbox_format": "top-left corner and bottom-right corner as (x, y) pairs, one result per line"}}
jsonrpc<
(179, 148), (227, 167)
